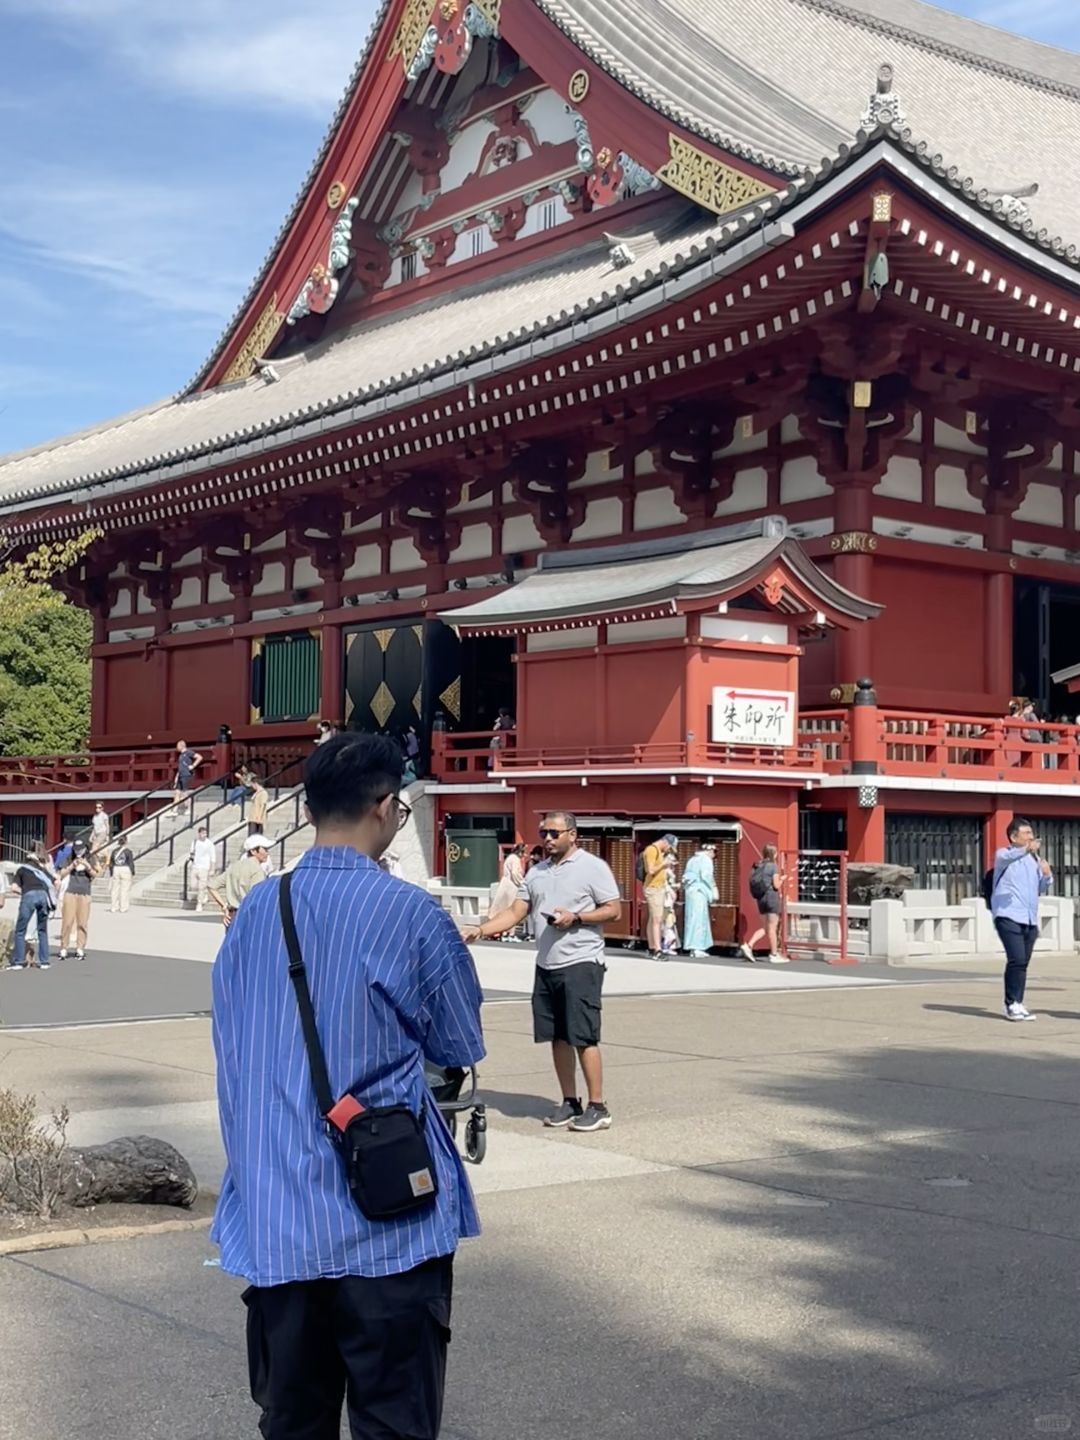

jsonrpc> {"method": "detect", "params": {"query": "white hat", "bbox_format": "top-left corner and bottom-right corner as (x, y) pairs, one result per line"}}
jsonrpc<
(244, 834), (271, 852)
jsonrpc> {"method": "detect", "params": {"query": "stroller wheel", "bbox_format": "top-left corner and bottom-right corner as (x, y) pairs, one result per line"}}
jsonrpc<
(464, 1108), (487, 1164)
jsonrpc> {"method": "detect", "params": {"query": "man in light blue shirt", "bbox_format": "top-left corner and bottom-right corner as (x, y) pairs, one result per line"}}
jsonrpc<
(990, 816), (1052, 1021)
(212, 733), (484, 1438)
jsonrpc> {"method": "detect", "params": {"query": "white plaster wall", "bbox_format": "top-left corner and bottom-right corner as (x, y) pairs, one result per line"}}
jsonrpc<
(935, 464), (983, 514)
(1047, 443), (1065, 472)
(607, 617), (686, 644)
(135, 588), (154, 615)
(292, 556), (320, 590)
(633, 486), (682, 531)
(780, 455), (829, 502)
(517, 194), (571, 240)
(252, 561), (286, 598)
(390, 537), (422, 573)
(109, 589), (132, 619)
(437, 118), (496, 194)
(716, 427), (767, 457)
(172, 576), (202, 609)
(570, 448), (619, 489)
(345, 513), (383, 534)
(207, 574), (231, 604)
(501, 513), (544, 553)
(526, 626), (598, 652)
(254, 531), (286, 553)
(1015, 481), (1064, 527)
(521, 88), (580, 146)
(449, 523), (492, 563)
(345, 545), (382, 581)
(175, 548), (201, 567)
(574, 497), (623, 542)
(875, 454), (921, 502)
(935, 419), (982, 455)
(715, 467), (767, 516)
(702, 616), (787, 645)
(780, 415), (800, 443)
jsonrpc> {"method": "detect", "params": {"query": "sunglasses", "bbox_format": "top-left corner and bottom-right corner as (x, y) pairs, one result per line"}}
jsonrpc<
(538, 827), (569, 840)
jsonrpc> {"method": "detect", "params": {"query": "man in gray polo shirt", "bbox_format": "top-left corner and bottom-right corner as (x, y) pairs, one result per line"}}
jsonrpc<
(463, 810), (621, 1132)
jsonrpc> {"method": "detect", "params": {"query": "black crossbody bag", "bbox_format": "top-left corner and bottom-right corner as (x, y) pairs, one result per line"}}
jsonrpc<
(278, 872), (439, 1222)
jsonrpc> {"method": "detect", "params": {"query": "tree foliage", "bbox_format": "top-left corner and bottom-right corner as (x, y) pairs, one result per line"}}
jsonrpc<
(0, 532), (99, 756)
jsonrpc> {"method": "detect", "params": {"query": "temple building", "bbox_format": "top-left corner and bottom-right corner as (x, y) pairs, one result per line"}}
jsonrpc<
(2, 0), (1080, 934)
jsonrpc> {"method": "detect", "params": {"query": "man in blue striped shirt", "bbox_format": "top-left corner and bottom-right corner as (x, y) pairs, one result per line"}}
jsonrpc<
(212, 733), (485, 1439)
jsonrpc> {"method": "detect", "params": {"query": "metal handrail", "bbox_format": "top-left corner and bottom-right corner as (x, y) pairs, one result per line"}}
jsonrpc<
(55, 767), (233, 859)
(131, 756), (306, 878)
(181, 789), (311, 903)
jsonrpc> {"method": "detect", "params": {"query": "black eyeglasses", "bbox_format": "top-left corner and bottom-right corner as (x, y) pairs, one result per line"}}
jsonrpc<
(538, 827), (569, 839)
(380, 795), (412, 829)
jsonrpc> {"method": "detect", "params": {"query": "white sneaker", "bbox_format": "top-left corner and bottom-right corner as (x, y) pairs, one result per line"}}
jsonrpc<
(768, 954), (790, 965)
(1005, 1002), (1037, 1021)
(739, 943), (755, 963)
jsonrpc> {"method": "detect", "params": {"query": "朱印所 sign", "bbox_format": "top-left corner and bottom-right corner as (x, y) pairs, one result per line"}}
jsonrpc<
(711, 687), (794, 747)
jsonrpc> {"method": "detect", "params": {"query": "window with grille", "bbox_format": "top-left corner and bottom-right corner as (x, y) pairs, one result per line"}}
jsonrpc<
(470, 227), (488, 258)
(401, 250), (417, 282)
(540, 199), (558, 230)
(255, 632), (321, 723)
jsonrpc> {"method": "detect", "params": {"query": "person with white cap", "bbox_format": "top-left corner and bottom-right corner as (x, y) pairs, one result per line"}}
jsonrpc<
(209, 834), (271, 928)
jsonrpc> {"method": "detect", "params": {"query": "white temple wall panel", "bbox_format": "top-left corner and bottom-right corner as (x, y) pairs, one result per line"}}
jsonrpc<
(633, 486), (682, 531)
(934, 464), (984, 513)
(935, 419), (983, 456)
(874, 455), (922, 502)
(448, 523), (492, 563)
(390, 537), (422, 572)
(292, 556), (320, 590)
(574, 497), (623, 541)
(206, 574), (231, 604)
(780, 455), (830, 502)
(252, 561), (286, 597)
(501, 513), (545, 553)
(715, 467), (767, 515)
(344, 544), (382, 581)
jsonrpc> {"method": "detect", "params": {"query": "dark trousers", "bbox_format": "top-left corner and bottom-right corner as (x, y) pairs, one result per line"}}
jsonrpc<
(243, 1254), (453, 1440)
(994, 917), (1037, 1006)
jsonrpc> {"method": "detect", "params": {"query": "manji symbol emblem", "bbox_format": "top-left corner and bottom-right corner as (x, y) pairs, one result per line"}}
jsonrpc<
(568, 69), (590, 103)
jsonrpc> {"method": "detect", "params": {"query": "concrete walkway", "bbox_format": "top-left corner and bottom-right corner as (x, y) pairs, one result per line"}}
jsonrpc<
(1, 958), (1077, 1438)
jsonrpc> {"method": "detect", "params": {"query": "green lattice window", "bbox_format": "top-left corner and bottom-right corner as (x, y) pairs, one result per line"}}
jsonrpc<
(257, 632), (320, 723)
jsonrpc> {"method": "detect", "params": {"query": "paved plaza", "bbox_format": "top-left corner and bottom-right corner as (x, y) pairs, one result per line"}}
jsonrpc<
(1, 910), (1078, 1440)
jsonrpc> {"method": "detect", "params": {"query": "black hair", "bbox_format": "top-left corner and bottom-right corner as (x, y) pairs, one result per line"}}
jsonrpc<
(1007, 815), (1033, 841)
(303, 732), (403, 825)
(542, 810), (577, 831)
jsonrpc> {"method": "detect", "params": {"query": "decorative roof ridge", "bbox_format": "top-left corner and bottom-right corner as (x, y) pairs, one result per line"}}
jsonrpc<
(5, 125), (1080, 503)
(794, 0), (1080, 103)
(530, 0), (805, 180)
(181, 0), (395, 397)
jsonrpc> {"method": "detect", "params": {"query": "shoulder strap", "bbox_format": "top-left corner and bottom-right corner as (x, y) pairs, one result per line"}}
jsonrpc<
(278, 872), (336, 1119)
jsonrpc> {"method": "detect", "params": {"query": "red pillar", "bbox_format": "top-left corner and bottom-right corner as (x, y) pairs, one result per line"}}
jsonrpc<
(320, 623), (343, 723)
(831, 480), (876, 684)
(846, 796), (885, 863)
(985, 569), (1013, 704)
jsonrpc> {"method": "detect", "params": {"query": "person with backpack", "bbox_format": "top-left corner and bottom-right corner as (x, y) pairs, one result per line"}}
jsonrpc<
(740, 844), (789, 964)
(988, 816), (1052, 1021)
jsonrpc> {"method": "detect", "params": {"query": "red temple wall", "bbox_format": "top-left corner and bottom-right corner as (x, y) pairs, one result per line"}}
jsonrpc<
(867, 558), (987, 703)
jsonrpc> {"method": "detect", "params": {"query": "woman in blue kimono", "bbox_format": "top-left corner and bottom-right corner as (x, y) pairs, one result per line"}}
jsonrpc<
(682, 843), (719, 957)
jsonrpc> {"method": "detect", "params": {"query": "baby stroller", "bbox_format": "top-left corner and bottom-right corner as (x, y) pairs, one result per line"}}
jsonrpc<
(426, 1064), (487, 1165)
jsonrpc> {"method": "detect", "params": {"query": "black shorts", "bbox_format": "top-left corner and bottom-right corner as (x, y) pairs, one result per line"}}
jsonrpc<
(175, 771), (191, 792)
(756, 893), (781, 916)
(532, 961), (604, 1048)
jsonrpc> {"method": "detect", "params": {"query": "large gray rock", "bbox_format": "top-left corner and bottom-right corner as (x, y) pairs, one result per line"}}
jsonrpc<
(61, 1136), (198, 1209)
(847, 863), (915, 905)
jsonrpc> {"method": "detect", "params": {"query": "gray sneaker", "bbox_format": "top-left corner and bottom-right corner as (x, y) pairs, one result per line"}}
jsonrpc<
(543, 1098), (583, 1128)
(569, 1103), (612, 1133)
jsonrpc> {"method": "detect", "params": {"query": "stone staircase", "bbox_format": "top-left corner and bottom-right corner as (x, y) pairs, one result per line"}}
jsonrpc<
(93, 781), (436, 910)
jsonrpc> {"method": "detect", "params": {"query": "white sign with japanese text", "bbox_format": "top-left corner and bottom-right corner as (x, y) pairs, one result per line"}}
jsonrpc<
(711, 687), (794, 747)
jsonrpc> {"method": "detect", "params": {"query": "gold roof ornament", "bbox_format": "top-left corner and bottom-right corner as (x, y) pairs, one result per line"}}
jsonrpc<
(656, 135), (775, 216)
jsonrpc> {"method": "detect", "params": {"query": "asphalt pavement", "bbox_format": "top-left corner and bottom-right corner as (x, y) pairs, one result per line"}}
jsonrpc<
(2, 956), (1079, 1439)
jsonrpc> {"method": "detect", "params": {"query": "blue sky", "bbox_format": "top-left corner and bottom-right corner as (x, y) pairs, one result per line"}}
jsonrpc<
(0, 0), (1076, 456)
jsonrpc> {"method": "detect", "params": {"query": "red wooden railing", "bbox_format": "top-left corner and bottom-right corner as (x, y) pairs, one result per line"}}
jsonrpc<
(0, 747), (181, 792)
(800, 709), (1080, 781)
(431, 730), (513, 779)
(430, 732), (824, 779)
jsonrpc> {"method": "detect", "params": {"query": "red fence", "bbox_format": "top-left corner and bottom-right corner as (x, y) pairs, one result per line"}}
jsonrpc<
(0, 748), (180, 793)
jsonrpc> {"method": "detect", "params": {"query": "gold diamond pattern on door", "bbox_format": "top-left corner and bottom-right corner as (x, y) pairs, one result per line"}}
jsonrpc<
(370, 681), (395, 729)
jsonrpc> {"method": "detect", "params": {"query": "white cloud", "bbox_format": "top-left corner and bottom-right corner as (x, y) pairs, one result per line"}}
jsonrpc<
(0, 0), (381, 116)
(0, 171), (250, 319)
